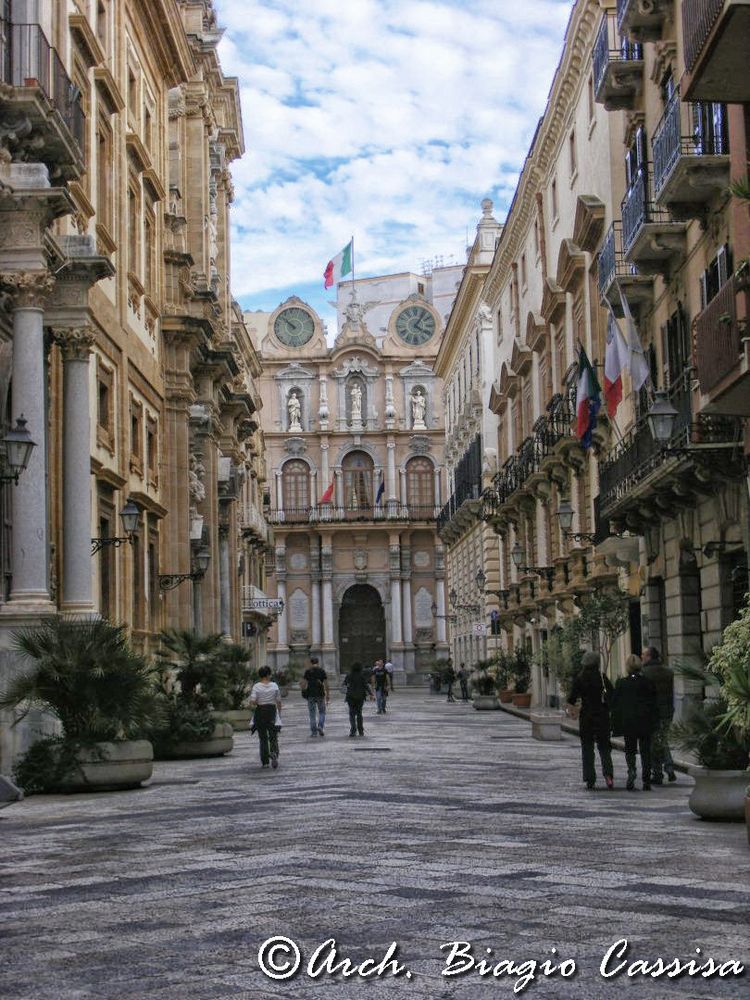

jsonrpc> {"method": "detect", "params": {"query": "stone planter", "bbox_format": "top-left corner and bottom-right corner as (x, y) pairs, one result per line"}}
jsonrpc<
(498, 689), (513, 704)
(531, 711), (564, 741)
(687, 767), (750, 821)
(512, 692), (532, 709)
(163, 722), (234, 760)
(472, 694), (500, 710)
(57, 740), (154, 792)
(212, 709), (252, 732)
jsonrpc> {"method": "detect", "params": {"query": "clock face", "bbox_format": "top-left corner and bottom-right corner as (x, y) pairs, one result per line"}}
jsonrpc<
(396, 305), (435, 346)
(274, 307), (315, 347)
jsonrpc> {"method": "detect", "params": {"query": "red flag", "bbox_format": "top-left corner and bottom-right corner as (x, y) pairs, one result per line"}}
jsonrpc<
(320, 481), (334, 503)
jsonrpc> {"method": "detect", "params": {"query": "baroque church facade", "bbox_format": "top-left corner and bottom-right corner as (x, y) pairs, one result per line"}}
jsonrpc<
(246, 267), (461, 678)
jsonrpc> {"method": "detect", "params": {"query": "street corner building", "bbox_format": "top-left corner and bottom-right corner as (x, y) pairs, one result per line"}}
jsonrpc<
(0, 1), (270, 776)
(437, 0), (749, 714)
(244, 265), (463, 679)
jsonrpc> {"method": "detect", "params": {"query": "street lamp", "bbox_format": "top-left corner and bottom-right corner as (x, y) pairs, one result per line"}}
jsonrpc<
(159, 546), (212, 591)
(510, 542), (555, 584)
(448, 586), (479, 614)
(431, 601), (456, 624)
(646, 389), (679, 444)
(0, 415), (36, 484)
(555, 498), (595, 544)
(91, 498), (141, 554)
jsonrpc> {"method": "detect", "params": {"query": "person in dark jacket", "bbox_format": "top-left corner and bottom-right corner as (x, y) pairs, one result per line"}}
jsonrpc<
(611, 654), (659, 791)
(445, 664), (456, 702)
(343, 662), (373, 737)
(457, 663), (470, 702)
(641, 646), (676, 784)
(566, 651), (614, 790)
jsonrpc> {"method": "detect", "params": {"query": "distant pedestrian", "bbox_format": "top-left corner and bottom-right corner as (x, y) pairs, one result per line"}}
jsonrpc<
(642, 646), (676, 784)
(457, 663), (469, 702)
(384, 658), (394, 691)
(343, 662), (373, 737)
(302, 656), (329, 737)
(373, 659), (390, 714)
(566, 651), (614, 790)
(249, 666), (282, 769)
(445, 664), (456, 702)
(611, 654), (659, 791)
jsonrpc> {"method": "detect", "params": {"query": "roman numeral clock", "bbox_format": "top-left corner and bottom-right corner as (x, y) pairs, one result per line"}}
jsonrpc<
(395, 305), (435, 347)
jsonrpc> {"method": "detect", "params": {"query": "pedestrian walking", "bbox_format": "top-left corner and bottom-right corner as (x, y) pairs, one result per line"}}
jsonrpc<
(301, 655), (329, 737)
(384, 658), (394, 691)
(445, 663), (456, 702)
(343, 662), (373, 736)
(373, 659), (390, 714)
(611, 653), (659, 791)
(642, 645), (677, 784)
(457, 663), (469, 702)
(566, 651), (614, 790)
(249, 666), (282, 769)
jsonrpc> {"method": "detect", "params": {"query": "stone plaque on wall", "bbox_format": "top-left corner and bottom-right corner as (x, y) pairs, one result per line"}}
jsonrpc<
(414, 586), (433, 627)
(289, 552), (308, 571)
(290, 588), (309, 629)
(413, 551), (430, 570)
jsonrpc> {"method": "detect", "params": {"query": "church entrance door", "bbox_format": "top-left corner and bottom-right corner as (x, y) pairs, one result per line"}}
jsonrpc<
(338, 584), (385, 674)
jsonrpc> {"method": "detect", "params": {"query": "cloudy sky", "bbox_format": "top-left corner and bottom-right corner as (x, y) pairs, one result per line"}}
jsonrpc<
(214, 0), (574, 334)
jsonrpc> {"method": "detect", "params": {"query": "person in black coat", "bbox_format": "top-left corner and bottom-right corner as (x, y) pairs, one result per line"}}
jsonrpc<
(611, 654), (660, 791)
(566, 651), (614, 790)
(343, 662), (373, 737)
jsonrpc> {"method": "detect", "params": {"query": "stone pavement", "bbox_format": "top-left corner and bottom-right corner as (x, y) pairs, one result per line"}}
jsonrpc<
(1, 691), (748, 1000)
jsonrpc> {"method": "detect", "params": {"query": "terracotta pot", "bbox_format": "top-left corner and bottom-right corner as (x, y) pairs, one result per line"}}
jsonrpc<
(511, 692), (532, 708)
(57, 740), (154, 792)
(498, 689), (513, 704)
(687, 767), (749, 821)
(472, 694), (500, 711)
(162, 722), (234, 760)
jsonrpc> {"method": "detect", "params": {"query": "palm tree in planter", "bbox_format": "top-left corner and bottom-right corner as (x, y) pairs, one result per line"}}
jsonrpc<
(211, 643), (258, 730)
(510, 645), (532, 708)
(148, 629), (234, 759)
(1, 617), (160, 794)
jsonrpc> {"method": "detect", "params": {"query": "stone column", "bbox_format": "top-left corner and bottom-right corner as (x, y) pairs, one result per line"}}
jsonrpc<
(2, 271), (55, 614)
(320, 534), (334, 661)
(399, 467), (407, 506)
(401, 577), (413, 644)
(219, 525), (231, 636)
(320, 439), (330, 488)
(433, 466), (441, 511)
(435, 578), (447, 644)
(334, 468), (343, 508)
(389, 537), (403, 647)
(275, 470), (284, 515)
(310, 535), (321, 648)
(310, 469), (317, 511)
(55, 327), (97, 616)
(277, 577), (288, 645)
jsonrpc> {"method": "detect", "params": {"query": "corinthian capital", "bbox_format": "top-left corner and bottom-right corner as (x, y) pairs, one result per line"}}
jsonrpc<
(2, 270), (55, 309)
(52, 326), (96, 361)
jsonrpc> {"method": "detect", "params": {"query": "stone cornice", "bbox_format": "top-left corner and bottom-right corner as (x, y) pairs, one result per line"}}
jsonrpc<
(484, 0), (600, 305)
(434, 266), (489, 378)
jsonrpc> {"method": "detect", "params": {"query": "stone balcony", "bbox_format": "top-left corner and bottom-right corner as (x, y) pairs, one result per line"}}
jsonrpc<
(593, 12), (644, 111)
(682, 0), (750, 103)
(616, 0), (672, 42)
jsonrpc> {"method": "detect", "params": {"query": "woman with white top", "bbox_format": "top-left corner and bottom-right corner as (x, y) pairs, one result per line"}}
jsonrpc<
(249, 665), (282, 769)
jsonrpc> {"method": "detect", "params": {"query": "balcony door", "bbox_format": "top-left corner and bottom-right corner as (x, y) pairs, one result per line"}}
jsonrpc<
(282, 460), (309, 518)
(343, 451), (373, 516)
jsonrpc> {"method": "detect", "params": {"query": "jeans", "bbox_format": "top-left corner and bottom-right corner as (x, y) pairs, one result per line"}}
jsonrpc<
(348, 698), (365, 735)
(579, 717), (613, 785)
(375, 689), (387, 713)
(651, 718), (675, 779)
(446, 683), (455, 702)
(624, 732), (652, 783)
(254, 705), (279, 765)
(307, 696), (326, 733)
(459, 681), (469, 701)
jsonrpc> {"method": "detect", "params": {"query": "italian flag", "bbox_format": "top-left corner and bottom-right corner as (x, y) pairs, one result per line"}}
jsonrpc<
(323, 239), (353, 289)
(320, 480), (334, 503)
(575, 346), (602, 449)
(604, 312), (629, 418)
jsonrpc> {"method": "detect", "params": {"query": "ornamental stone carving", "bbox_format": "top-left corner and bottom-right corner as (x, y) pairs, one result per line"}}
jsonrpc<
(2, 270), (55, 308)
(52, 327), (96, 361)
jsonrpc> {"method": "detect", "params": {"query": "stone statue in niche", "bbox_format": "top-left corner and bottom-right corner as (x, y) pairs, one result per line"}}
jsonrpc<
(189, 453), (206, 504)
(287, 390), (302, 431)
(350, 383), (363, 423)
(410, 387), (427, 429)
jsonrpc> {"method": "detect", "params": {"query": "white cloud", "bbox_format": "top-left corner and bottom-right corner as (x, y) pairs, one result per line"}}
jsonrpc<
(213, 0), (574, 324)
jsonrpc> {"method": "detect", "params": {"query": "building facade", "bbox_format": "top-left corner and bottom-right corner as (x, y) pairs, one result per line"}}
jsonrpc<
(247, 267), (461, 678)
(0, 1), (266, 775)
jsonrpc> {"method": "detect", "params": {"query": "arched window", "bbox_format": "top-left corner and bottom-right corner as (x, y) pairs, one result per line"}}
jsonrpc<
(342, 451), (374, 515)
(406, 457), (434, 514)
(282, 460), (309, 515)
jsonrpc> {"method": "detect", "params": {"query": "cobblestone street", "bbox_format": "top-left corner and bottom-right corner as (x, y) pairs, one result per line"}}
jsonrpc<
(1, 691), (748, 1000)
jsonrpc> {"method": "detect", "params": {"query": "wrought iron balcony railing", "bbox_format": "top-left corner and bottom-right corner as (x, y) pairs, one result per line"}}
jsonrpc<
(653, 88), (729, 196)
(695, 274), (747, 394)
(621, 167), (674, 255)
(0, 19), (84, 150)
(683, 0), (725, 73)
(270, 503), (439, 526)
(597, 222), (646, 300)
(593, 13), (643, 108)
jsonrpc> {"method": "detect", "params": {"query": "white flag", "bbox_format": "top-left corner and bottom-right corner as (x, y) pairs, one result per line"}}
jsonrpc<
(617, 283), (650, 391)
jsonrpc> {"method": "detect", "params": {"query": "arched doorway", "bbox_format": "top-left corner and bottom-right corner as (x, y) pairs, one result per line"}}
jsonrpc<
(338, 584), (385, 674)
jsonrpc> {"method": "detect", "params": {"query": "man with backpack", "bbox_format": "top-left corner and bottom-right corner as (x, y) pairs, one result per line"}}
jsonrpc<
(343, 662), (373, 736)
(373, 659), (390, 714)
(301, 656), (329, 737)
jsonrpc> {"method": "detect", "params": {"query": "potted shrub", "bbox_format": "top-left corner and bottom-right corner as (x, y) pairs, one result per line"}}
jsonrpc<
(148, 629), (233, 759)
(1, 618), (159, 794)
(273, 660), (302, 697)
(491, 651), (513, 703)
(470, 665), (499, 710)
(510, 645), (532, 709)
(212, 643), (257, 731)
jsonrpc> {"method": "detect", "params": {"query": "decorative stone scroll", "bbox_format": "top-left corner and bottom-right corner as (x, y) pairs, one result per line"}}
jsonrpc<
(2, 270), (55, 308)
(52, 326), (96, 361)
